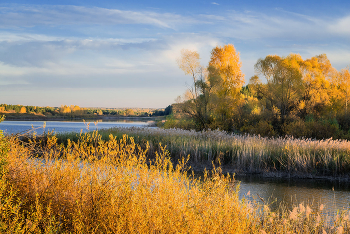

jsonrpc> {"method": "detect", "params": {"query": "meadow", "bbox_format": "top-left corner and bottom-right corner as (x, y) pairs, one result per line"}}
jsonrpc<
(55, 127), (350, 178)
(1, 126), (349, 233)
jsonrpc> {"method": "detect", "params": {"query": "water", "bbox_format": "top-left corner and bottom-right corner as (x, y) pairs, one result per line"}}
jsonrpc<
(0, 120), (150, 135)
(237, 175), (350, 215)
(1, 120), (349, 215)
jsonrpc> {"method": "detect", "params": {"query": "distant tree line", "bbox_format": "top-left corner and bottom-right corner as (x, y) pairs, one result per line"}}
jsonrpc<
(0, 104), (172, 118)
(165, 44), (350, 140)
(151, 105), (172, 117)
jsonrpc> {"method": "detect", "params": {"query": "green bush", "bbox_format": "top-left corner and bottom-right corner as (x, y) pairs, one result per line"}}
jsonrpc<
(283, 120), (311, 138)
(163, 114), (196, 130)
(240, 120), (276, 137)
(306, 118), (340, 139)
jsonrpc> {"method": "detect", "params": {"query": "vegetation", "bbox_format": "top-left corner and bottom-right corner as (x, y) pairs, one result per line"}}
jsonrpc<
(96, 127), (350, 177)
(173, 45), (350, 140)
(1, 42), (350, 232)
(0, 115), (9, 176)
(0, 128), (349, 233)
(0, 104), (172, 119)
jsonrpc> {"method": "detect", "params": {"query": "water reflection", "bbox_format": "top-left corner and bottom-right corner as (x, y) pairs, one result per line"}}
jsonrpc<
(237, 175), (350, 215)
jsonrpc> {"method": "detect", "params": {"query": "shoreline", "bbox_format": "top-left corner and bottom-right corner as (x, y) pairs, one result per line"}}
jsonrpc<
(189, 163), (350, 182)
(2, 114), (159, 122)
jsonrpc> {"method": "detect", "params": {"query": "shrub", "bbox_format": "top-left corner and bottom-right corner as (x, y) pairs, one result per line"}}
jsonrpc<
(0, 116), (9, 176)
(283, 119), (311, 138)
(306, 118), (341, 139)
(2, 132), (258, 233)
(241, 120), (276, 137)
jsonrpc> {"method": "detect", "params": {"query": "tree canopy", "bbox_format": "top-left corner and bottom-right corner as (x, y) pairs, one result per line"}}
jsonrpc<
(171, 45), (350, 139)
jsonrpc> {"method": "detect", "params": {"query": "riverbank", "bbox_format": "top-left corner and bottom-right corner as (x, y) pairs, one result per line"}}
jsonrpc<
(2, 131), (350, 233)
(190, 163), (350, 182)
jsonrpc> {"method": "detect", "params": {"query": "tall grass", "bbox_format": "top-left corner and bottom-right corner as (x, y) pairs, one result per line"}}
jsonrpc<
(1, 132), (257, 233)
(90, 127), (350, 177)
(0, 130), (349, 233)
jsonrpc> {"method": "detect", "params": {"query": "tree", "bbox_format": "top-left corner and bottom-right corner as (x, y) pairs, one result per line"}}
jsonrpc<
(255, 54), (303, 126)
(176, 49), (211, 130)
(124, 109), (134, 116)
(19, 106), (27, 114)
(60, 105), (71, 114)
(300, 54), (335, 117)
(177, 49), (202, 98)
(208, 44), (245, 130)
(336, 68), (350, 113)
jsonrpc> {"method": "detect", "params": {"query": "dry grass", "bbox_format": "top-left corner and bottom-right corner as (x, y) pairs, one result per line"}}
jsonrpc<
(0, 132), (257, 233)
(93, 127), (350, 176)
(0, 130), (349, 233)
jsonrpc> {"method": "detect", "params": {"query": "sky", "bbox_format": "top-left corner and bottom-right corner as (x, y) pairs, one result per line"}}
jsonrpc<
(0, 0), (350, 108)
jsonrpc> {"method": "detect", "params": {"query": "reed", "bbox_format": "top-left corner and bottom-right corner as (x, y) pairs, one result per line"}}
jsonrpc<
(0, 130), (349, 233)
(92, 127), (350, 177)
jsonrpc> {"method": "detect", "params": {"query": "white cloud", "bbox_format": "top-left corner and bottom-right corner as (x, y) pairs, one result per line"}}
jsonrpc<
(329, 15), (350, 36)
(211, 2), (220, 5)
(0, 4), (196, 29)
(0, 33), (65, 42)
(0, 33), (221, 92)
(196, 10), (350, 42)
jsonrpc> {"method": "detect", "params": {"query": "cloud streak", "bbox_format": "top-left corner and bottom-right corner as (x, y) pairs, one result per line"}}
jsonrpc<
(0, 4), (195, 29)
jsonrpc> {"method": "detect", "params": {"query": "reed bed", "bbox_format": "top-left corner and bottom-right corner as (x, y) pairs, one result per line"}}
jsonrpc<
(89, 127), (350, 177)
(0, 131), (349, 233)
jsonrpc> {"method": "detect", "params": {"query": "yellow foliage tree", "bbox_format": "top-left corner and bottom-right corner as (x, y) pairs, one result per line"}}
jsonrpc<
(255, 54), (303, 124)
(336, 68), (350, 113)
(60, 105), (71, 114)
(19, 106), (27, 114)
(208, 44), (245, 127)
(300, 54), (335, 117)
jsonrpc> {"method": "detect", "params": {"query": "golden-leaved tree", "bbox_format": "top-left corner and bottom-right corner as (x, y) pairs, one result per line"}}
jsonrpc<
(335, 68), (350, 114)
(175, 44), (244, 131)
(300, 54), (336, 117)
(208, 44), (245, 130)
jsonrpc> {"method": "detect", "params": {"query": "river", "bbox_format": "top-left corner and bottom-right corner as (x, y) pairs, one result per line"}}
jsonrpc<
(1, 120), (349, 215)
(0, 120), (150, 135)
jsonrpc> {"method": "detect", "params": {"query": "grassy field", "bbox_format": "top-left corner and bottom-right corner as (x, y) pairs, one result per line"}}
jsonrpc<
(1, 129), (349, 233)
(53, 127), (350, 178)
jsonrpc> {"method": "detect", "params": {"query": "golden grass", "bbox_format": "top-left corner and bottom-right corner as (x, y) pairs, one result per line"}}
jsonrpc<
(93, 127), (350, 176)
(1, 132), (257, 233)
(0, 130), (349, 233)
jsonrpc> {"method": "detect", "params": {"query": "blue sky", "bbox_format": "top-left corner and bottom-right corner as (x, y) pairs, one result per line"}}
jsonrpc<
(1, 0), (349, 108)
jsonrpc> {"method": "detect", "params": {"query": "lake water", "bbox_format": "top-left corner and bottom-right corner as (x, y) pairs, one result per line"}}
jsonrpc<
(0, 120), (150, 135)
(1, 120), (349, 215)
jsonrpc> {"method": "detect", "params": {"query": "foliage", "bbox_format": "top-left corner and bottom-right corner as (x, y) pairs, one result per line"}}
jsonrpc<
(176, 44), (244, 131)
(174, 46), (350, 140)
(2, 131), (258, 233)
(0, 115), (9, 177)
(1, 130), (349, 233)
(254, 54), (304, 128)
(0, 104), (171, 119)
